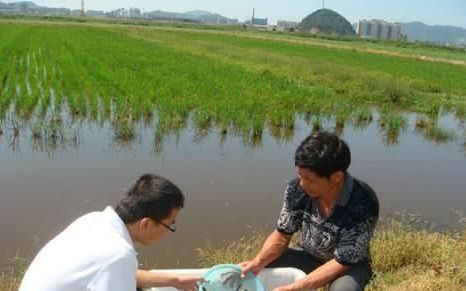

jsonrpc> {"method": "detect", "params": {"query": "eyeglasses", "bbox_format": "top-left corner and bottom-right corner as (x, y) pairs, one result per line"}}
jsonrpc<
(158, 220), (176, 233)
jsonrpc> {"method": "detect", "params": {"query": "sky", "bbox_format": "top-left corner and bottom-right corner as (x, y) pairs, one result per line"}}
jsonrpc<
(5, 0), (466, 28)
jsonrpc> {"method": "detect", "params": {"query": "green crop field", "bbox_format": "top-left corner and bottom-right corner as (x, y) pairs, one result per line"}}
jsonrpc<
(0, 18), (465, 144)
(1, 17), (466, 291)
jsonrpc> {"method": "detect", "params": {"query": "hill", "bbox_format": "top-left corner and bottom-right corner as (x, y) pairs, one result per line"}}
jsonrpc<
(145, 9), (237, 24)
(401, 22), (466, 46)
(0, 1), (238, 24)
(0, 1), (72, 15)
(300, 9), (355, 35)
(0, 1), (39, 10)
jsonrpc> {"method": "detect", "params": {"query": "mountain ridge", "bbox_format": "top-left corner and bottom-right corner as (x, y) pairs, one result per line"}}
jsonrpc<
(401, 21), (466, 45)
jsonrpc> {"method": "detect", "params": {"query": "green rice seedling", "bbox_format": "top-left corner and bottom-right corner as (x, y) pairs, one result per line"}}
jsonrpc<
(378, 109), (407, 145)
(112, 121), (137, 145)
(268, 123), (295, 144)
(236, 117), (265, 148)
(334, 117), (346, 136)
(29, 119), (62, 154)
(30, 120), (43, 140)
(331, 102), (354, 135)
(36, 91), (51, 119)
(311, 114), (322, 133)
(453, 102), (466, 121)
(351, 107), (373, 130)
(193, 127), (211, 144)
(8, 117), (22, 139)
(32, 122), (81, 155)
(152, 129), (165, 154)
(383, 77), (414, 104)
(416, 124), (456, 144)
(426, 98), (442, 117)
(124, 24), (466, 110)
(414, 116), (431, 129)
(216, 123), (230, 146)
(193, 110), (214, 132)
(281, 126), (295, 143)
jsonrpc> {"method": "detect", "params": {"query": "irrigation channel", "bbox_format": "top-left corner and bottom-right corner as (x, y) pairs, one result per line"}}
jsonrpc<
(1, 110), (465, 269)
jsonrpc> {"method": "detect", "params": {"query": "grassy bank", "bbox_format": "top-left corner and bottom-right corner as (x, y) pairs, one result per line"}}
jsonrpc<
(0, 254), (28, 291)
(0, 19), (465, 148)
(3, 222), (464, 290)
(197, 221), (466, 291)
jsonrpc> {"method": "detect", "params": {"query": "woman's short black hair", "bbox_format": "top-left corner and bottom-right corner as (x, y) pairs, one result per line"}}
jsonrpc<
(115, 174), (184, 224)
(295, 131), (351, 178)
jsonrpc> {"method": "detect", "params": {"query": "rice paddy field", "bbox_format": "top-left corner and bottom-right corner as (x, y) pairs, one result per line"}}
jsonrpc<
(1, 16), (466, 291)
(0, 16), (465, 146)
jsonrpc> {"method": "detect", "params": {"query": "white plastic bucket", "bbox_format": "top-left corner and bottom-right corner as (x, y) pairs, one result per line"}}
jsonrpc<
(148, 267), (306, 290)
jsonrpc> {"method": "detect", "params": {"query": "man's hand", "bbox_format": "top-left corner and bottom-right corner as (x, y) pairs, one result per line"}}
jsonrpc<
(272, 281), (306, 291)
(239, 259), (265, 278)
(172, 275), (203, 291)
(272, 286), (293, 291)
(240, 230), (291, 278)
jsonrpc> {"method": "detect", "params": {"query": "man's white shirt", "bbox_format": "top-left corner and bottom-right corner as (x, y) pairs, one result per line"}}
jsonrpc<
(19, 207), (138, 291)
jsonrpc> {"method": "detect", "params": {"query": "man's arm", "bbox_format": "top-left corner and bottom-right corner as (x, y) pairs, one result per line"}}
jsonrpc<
(136, 269), (201, 290)
(273, 259), (349, 291)
(241, 230), (292, 276)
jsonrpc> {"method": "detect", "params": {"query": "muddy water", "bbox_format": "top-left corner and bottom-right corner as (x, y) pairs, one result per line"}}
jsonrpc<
(1, 114), (465, 269)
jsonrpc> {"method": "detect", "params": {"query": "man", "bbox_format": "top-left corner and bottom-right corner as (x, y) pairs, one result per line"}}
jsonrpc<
(241, 132), (379, 291)
(20, 174), (201, 291)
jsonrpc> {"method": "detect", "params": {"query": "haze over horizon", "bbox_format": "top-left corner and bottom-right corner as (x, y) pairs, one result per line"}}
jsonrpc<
(2, 0), (466, 29)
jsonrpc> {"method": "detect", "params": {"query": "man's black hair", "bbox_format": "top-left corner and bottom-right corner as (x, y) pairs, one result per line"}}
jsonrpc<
(295, 131), (351, 178)
(115, 174), (184, 224)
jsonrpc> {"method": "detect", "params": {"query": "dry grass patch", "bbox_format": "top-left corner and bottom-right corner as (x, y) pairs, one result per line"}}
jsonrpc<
(197, 221), (466, 291)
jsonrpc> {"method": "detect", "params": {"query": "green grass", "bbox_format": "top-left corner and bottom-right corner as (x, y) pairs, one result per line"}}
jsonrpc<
(0, 19), (465, 147)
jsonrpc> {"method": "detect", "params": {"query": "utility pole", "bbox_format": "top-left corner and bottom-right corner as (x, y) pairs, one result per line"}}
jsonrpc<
(322, 0), (325, 9)
(81, 0), (86, 16)
(251, 7), (255, 28)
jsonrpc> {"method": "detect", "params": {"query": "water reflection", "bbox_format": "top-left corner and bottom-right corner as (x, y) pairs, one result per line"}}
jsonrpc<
(30, 118), (81, 157)
(1, 108), (465, 155)
(111, 121), (137, 147)
(415, 119), (456, 144)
